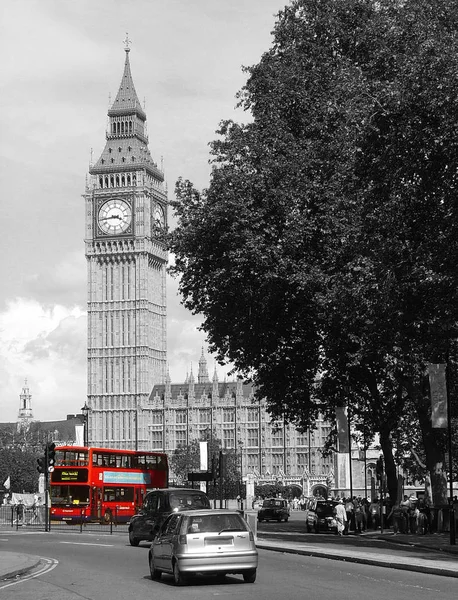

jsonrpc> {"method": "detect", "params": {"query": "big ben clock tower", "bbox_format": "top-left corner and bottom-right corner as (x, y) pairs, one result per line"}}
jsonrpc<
(84, 39), (168, 450)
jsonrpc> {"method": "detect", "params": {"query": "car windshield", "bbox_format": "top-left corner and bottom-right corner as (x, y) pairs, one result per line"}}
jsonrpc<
(169, 492), (209, 510)
(316, 502), (336, 516)
(262, 499), (284, 508)
(186, 513), (248, 533)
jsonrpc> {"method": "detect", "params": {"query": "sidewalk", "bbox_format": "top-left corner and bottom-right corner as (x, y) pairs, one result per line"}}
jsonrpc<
(1, 528), (457, 581)
(256, 529), (458, 578)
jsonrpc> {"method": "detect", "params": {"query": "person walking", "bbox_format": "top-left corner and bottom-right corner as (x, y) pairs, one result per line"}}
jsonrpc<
(335, 499), (347, 536)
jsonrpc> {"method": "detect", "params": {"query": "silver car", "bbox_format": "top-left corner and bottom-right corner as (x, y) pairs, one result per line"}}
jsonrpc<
(148, 509), (258, 585)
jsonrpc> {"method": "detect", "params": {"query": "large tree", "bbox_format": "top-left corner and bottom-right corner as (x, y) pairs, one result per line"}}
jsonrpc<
(169, 0), (458, 503)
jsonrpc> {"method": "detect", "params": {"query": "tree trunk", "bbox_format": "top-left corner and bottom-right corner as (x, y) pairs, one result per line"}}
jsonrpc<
(379, 429), (398, 503)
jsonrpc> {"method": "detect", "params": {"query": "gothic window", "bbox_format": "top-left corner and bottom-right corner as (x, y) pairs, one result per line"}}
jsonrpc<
(176, 429), (186, 446)
(247, 428), (258, 448)
(101, 159), (105, 164)
(116, 175), (120, 186)
(108, 147), (112, 153)
(118, 147), (122, 152)
(151, 411), (163, 425)
(247, 453), (258, 471)
(111, 158), (114, 164)
(223, 428), (235, 449)
(223, 409), (235, 423)
(151, 430), (163, 450)
(99, 177), (103, 188)
(296, 431), (308, 446)
(199, 409), (210, 424)
(271, 428), (283, 447)
(176, 410), (186, 424)
(272, 453), (283, 474)
(297, 452), (309, 471)
(247, 408), (258, 422)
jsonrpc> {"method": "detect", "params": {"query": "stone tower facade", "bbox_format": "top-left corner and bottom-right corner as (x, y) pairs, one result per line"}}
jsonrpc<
(17, 379), (33, 428)
(84, 42), (168, 449)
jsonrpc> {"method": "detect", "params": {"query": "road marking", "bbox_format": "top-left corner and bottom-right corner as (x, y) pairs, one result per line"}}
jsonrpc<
(60, 541), (114, 547)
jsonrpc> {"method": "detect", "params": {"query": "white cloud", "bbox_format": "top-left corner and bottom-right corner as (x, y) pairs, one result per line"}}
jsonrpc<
(0, 298), (86, 422)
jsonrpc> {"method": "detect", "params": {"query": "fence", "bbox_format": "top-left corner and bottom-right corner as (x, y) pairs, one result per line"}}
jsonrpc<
(0, 504), (129, 534)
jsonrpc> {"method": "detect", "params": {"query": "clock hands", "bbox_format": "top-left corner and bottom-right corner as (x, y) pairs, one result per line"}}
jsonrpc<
(99, 214), (123, 221)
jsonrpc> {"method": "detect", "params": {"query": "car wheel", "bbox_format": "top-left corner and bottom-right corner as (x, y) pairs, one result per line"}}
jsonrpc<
(149, 553), (161, 580)
(173, 561), (187, 586)
(258, 518), (263, 523)
(243, 569), (257, 583)
(277, 517), (282, 522)
(129, 529), (139, 546)
(284, 517), (289, 522)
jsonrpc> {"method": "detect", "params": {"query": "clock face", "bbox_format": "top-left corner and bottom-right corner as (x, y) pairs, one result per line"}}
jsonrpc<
(98, 199), (132, 235)
(153, 204), (165, 228)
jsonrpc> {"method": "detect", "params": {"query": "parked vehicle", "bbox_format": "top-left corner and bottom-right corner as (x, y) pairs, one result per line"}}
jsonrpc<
(304, 498), (338, 533)
(257, 498), (290, 522)
(128, 488), (210, 546)
(148, 509), (258, 585)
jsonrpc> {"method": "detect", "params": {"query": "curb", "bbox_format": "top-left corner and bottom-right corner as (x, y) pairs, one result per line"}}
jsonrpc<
(0, 561), (42, 582)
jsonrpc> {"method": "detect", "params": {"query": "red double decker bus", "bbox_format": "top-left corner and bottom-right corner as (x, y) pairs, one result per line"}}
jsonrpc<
(49, 446), (168, 523)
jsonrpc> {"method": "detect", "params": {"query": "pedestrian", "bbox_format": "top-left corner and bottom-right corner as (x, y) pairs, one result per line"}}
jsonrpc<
(400, 495), (411, 533)
(354, 498), (364, 533)
(344, 497), (354, 534)
(369, 498), (379, 529)
(335, 499), (347, 536)
(388, 501), (403, 534)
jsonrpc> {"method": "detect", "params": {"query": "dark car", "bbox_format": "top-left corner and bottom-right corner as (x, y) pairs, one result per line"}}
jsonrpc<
(257, 498), (290, 522)
(128, 488), (211, 546)
(304, 498), (338, 533)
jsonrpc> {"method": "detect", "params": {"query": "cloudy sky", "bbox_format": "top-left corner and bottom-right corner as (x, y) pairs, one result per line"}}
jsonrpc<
(0, 0), (286, 423)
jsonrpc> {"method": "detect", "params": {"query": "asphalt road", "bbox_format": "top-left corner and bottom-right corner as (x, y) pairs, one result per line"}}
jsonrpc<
(0, 527), (456, 600)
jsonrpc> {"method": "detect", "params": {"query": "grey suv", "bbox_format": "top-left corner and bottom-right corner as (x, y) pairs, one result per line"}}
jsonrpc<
(128, 488), (211, 546)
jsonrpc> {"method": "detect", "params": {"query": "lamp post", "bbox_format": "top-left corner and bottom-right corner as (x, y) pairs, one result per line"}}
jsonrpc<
(81, 402), (91, 447)
(238, 440), (244, 511)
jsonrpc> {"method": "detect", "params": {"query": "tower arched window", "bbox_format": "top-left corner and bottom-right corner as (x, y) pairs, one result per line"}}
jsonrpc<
(116, 175), (120, 187)
(110, 175), (115, 187)
(99, 177), (103, 188)
(127, 174), (131, 186)
(105, 176), (109, 188)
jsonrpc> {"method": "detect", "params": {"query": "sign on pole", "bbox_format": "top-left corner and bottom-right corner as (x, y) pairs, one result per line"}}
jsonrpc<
(427, 363), (448, 428)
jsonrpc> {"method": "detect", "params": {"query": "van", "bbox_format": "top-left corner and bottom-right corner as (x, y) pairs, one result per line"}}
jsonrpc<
(128, 487), (211, 546)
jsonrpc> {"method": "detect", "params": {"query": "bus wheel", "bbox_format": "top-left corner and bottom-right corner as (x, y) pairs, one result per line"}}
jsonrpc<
(103, 510), (112, 523)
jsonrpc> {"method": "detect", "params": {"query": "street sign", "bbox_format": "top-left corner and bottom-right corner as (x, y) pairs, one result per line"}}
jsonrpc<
(188, 472), (213, 482)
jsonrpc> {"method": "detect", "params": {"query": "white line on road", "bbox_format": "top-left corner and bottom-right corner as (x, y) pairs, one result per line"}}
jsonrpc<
(60, 541), (114, 547)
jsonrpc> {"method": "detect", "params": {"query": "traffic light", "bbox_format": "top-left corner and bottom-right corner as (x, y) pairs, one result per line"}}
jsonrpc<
(47, 442), (56, 472)
(37, 455), (46, 474)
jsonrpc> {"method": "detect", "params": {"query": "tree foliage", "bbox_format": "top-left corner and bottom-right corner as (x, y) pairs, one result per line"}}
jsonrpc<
(0, 448), (40, 494)
(169, 0), (458, 503)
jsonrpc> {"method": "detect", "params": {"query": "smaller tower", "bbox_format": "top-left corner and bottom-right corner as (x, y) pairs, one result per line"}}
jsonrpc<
(17, 379), (33, 427)
(198, 348), (210, 384)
